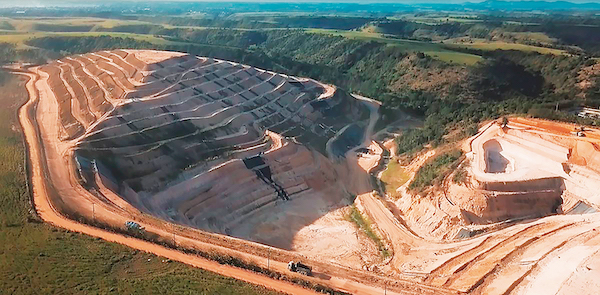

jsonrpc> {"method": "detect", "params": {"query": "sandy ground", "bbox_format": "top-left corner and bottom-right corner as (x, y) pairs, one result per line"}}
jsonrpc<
(556, 242), (600, 295)
(292, 207), (382, 269)
(290, 94), (385, 270)
(383, 138), (397, 158)
(367, 115), (600, 293)
(357, 141), (383, 173)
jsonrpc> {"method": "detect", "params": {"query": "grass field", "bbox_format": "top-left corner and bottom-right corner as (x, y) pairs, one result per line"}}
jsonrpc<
(0, 32), (185, 48)
(0, 17), (151, 32)
(444, 38), (568, 55)
(307, 28), (483, 65)
(380, 160), (410, 197)
(0, 73), (282, 295)
(506, 32), (557, 44)
(390, 15), (482, 25)
(1, 17), (487, 65)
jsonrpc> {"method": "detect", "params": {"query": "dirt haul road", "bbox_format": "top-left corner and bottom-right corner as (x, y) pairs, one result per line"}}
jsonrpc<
(15, 67), (459, 295)
(15, 70), (318, 295)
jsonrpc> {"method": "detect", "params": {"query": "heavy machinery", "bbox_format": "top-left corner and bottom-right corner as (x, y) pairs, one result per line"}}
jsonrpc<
(287, 261), (312, 276)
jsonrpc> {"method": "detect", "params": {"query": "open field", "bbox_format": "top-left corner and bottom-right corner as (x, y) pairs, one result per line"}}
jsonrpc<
(0, 17), (151, 32)
(0, 73), (283, 295)
(0, 32), (183, 47)
(389, 15), (483, 25)
(505, 32), (558, 44)
(0, 16), (574, 67)
(444, 38), (568, 55)
(307, 28), (483, 65)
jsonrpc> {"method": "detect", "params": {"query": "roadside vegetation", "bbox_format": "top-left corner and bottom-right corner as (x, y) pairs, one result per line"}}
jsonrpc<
(0, 73), (282, 295)
(452, 159), (470, 184)
(346, 205), (390, 258)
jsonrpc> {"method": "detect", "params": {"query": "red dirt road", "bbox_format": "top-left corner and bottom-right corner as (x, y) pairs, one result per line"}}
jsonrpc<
(16, 70), (318, 295)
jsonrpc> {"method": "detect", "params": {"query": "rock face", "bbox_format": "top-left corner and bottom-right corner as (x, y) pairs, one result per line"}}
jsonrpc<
(39, 49), (368, 245)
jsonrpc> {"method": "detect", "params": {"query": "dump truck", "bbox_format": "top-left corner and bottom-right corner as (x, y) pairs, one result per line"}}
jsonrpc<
(287, 261), (312, 276)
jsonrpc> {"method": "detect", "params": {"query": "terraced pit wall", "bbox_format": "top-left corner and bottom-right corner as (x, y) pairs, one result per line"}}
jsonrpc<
(37, 49), (369, 246)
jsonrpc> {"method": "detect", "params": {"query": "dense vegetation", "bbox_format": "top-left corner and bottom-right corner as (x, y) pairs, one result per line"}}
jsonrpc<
(27, 36), (156, 54)
(146, 15), (378, 30)
(409, 150), (463, 191)
(21, 26), (600, 159)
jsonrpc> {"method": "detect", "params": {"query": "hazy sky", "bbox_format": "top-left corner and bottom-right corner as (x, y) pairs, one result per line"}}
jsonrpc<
(2, 0), (600, 3)
(2, 0), (600, 6)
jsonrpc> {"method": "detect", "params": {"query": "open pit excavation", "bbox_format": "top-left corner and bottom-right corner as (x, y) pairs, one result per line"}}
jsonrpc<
(16, 48), (600, 295)
(19, 49), (458, 295)
(33, 49), (374, 249)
